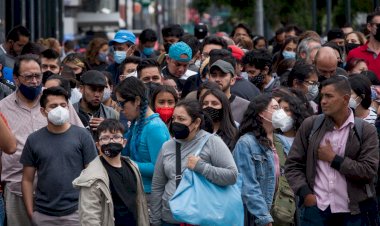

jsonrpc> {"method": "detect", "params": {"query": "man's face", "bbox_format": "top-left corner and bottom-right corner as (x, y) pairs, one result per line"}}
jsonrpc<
(139, 67), (162, 84)
(96, 130), (126, 154)
(41, 57), (60, 74)
(120, 63), (138, 81)
(14, 60), (42, 88)
(315, 59), (337, 79)
(233, 27), (249, 40)
(41, 95), (68, 119)
(276, 32), (285, 45)
(320, 84), (349, 117)
(331, 38), (345, 47)
(80, 85), (105, 109)
(167, 58), (189, 77)
(163, 36), (179, 45)
(9, 35), (29, 56)
(141, 41), (155, 49)
(201, 44), (222, 60)
(368, 16), (380, 39)
(244, 64), (261, 79)
(209, 69), (235, 93)
(113, 42), (135, 56)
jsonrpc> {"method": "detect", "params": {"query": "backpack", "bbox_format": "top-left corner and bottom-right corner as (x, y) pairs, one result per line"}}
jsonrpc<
(271, 136), (296, 226)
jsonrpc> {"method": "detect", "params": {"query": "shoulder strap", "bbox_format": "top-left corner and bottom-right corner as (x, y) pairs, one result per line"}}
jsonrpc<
(175, 142), (181, 188)
(194, 133), (213, 157)
(308, 114), (325, 141)
(274, 136), (286, 167)
(353, 117), (364, 144)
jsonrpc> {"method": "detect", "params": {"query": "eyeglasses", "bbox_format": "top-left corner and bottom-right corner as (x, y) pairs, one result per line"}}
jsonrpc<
(116, 100), (128, 108)
(99, 135), (124, 143)
(19, 73), (43, 81)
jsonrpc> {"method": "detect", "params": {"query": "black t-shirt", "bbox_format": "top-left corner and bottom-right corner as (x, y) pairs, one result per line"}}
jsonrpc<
(100, 157), (137, 226)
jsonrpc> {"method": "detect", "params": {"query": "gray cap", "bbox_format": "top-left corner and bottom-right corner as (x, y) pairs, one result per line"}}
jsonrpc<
(80, 70), (107, 87)
(210, 59), (235, 76)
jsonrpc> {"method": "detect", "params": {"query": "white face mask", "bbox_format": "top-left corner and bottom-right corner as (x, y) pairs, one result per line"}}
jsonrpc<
(349, 96), (361, 109)
(272, 109), (294, 132)
(307, 84), (319, 101)
(47, 106), (69, 126)
(102, 88), (112, 102)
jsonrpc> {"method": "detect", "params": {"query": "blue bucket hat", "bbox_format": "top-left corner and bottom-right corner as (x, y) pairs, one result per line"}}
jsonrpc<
(109, 30), (136, 45)
(168, 41), (192, 62)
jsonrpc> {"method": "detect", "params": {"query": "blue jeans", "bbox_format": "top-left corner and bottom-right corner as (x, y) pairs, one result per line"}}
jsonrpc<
(300, 205), (362, 226)
(0, 193), (4, 226)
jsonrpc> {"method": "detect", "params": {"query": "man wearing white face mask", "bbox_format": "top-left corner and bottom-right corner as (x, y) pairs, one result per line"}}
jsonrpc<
(107, 30), (137, 85)
(20, 87), (97, 226)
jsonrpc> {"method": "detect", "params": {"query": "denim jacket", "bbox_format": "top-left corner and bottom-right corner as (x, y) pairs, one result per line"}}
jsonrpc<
(233, 133), (276, 226)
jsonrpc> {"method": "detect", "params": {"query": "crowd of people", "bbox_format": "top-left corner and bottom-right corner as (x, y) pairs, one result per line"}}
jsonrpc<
(0, 7), (380, 226)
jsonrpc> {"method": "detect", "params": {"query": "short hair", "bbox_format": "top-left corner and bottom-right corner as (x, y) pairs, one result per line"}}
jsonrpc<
(46, 75), (72, 99)
(40, 49), (61, 65)
(345, 58), (367, 73)
(161, 24), (184, 38)
(119, 56), (142, 73)
(97, 119), (125, 139)
(297, 37), (321, 57)
(321, 75), (351, 95)
(241, 49), (272, 71)
(349, 75), (372, 109)
(13, 54), (41, 76)
(139, 29), (158, 44)
(6, 25), (30, 42)
(201, 35), (228, 53)
(40, 86), (69, 108)
(284, 24), (303, 36)
(230, 23), (253, 39)
(209, 49), (237, 70)
(136, 59), (160, 78)
(180, 34), (201, 59)
(101, 71), (114, 86)
(367, 10), (380, 24)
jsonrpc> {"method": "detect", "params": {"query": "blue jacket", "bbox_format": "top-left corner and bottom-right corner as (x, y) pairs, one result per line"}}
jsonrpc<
(123, 113), (170, 193)
(233, 133), (275, 226)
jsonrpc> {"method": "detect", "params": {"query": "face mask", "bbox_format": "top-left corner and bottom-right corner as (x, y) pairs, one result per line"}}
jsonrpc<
(272, 109), (294, 132)
(282, 51), (296, 59)
(47, 106), (70, 126)
(143, 47), (154, 56)
(98, 52), (108, 63)
(203, 107), (223, 122)
(250, 73), (265, 88)
(156, 107), (174, 123)
(101, 143), (123, 158)
(42, 70), (54, 85)
(75, 71), (83, 81)
(164, 43), (172, 53)
(194, 60), (201, 68)
(349, 96), (361, 109)
(306, 84), (319, 101)
(171, 122), (190, 139)
(374, 25), (380, 42)
(114, 51), (127, 64)
(18, 83), (42, 100)
(102, 88), (111, 102)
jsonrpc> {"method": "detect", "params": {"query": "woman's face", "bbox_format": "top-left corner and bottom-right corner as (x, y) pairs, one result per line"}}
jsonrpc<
(172, 106), (200, 135)
(279, 101), (292, 117)
(346, 33), (360, 44)
(260, 98), (280, 123)
(116, 92), (140, 121)
(350, 61), (368, 74)
(99, 44), (109, 55)
(202, 94), (222, 109)
(64, 62), (83, 75)
(254, 39), (266, 50)
(284, 41), (297, 53)
(155, 91), (176, 109)
(295, 72), (319, 94)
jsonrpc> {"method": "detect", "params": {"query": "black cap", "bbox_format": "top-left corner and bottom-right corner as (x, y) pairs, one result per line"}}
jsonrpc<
(194, 23), (208, 40)
(80, 70), (107, 87)
(327, 29), (345, 41)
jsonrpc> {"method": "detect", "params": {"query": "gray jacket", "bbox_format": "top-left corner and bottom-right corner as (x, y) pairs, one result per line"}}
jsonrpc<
(151, 130), (238, 225)
(72, 156), (149, 226)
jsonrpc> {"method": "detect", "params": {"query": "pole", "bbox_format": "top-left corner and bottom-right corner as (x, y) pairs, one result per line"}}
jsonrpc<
(345, 0), (351, 25)
(312, 0), (317, 31)
(255, 0), (264, 36)
(326, 0), (331, 32)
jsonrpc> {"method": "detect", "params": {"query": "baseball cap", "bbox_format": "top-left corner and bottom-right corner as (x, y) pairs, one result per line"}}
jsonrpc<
(168, 41), (192, 62)
(81, 70), (107, 87)
(210, 60), (235, 75)
(109, 30), (136, 46)
(228, 45), (245, 61)
(194, 23), (208, 40)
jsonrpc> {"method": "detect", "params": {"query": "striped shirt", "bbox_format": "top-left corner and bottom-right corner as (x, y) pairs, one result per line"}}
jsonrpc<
(363, 107), (377, 125)
(0, 91), (84, 195)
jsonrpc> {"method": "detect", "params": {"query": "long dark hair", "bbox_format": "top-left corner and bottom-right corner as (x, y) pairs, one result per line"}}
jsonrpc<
(238, 94), (273, 148)
(278, 94), (312, 132)
(115, 77), (149, 153)
(174, 99), (213, 134)
(151, 85), (178, 111)
(200, 88), (238, 150)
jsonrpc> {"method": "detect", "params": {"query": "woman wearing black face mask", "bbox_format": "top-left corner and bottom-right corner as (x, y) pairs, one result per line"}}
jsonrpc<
(151, 99), (238, 226)
(200, 88), (238, 150)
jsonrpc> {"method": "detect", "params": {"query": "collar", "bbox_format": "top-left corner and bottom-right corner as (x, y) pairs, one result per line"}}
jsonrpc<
(336, 108), (355, 130)
(264, 76), (275, 89)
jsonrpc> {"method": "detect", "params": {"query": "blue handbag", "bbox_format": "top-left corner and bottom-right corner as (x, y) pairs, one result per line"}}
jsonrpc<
(169, 133), (244, 226)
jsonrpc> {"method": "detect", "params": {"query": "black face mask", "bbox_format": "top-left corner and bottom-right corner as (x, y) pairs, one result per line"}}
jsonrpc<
(345, 43), (361, 53)
(101, 143), (123, 158)
(170, 122), (190, 139)
(75, 71), (83, 82)
(250, 73), (265, 88)
(203, 107), (223, 122)
(164, 43), (172, 53)
(42, 70), (54, 85)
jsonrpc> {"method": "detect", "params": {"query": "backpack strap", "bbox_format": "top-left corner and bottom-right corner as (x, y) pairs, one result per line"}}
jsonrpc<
(353, 117), (364, 145)
(194, 133), (213, 157)
(308, 114), (325, 141)
(175, 142), (181, 188)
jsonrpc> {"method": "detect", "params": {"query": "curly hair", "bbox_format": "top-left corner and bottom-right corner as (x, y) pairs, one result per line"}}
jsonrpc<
(238, 94), (273, 148)
(85, 38), (108, 66)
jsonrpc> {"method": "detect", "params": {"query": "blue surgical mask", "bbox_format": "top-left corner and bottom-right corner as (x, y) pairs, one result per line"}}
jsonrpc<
(98, 52), (108, 63)
(282, 50), (296, 59)
(114, 51), (127, 64)
(143, 47), (154, 56)
(18, 83), (42, 100)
